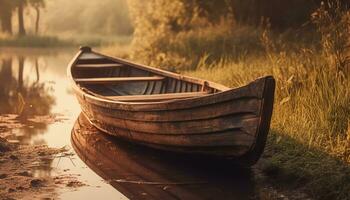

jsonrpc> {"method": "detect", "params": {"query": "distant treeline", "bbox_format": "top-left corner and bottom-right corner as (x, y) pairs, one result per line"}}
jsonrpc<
(186, 0), (350, 28)
(202, 0), (321, 28)
(1, 0), (349, 38)
(0, 0), (133, 37)
(0, 0), (44, 36)
(128, 0), (350, 31)
(127, 0), (350, 67)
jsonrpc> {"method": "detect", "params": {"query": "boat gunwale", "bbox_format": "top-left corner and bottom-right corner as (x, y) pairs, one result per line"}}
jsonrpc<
(85, 50), (231, 91)
(67, 48), (271, 111)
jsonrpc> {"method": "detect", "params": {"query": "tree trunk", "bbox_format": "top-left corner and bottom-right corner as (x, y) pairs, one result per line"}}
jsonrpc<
(0, 10), (13, 35)
(18, 2), (26, 36)
(35, 6), (40, 35)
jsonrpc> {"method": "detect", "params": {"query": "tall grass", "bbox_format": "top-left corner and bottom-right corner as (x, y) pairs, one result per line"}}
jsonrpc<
(186, 44), (350, 159)
(182, 6), (350, 199)
(125, 1), (350, 199)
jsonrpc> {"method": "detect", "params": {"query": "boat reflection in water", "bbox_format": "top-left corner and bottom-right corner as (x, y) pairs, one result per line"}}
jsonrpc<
(72, 114), (260, 200)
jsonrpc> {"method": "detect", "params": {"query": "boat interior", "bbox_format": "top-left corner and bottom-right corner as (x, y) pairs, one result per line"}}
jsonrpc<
(71, 52), (227, 102)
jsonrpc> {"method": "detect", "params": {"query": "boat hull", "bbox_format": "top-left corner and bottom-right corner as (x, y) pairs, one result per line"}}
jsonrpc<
(68, 48), (276, 166)
(75, 77), (275, 166)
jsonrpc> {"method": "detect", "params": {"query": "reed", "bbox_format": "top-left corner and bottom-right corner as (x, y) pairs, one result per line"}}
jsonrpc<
(106, 1), (350, 198)
(182, 7), (350, 199)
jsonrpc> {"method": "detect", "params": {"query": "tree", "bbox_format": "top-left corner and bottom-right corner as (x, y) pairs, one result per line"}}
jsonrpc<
(29, 0), (45, 35)
(0, 0), (15, 34)
(16, 0), (27, 36)
(4, 0), (46, 36)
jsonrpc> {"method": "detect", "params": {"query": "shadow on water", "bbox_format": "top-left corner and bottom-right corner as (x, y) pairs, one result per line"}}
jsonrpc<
(72, 113), (259, 200)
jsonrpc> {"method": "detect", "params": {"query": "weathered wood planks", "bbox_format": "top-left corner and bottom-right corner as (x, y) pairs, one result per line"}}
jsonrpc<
(75, 76), (165, 84)
(107, 92), (208, 102)
(67, 47), (276, 166)
(75, 63), (124, 68)
(78, 97), (261, 122)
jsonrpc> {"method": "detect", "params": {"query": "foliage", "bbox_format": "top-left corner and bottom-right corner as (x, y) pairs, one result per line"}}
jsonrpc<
(126, 0), (338, 70)
(312, 1), (350, 74)
(0, 0), (46, 35)
(29, 0), (45, 8)
(127, 0), (191, 66)
(184, 28), (350, 199)
(0, 0), (16, 34)
(125, 1), (350, 199)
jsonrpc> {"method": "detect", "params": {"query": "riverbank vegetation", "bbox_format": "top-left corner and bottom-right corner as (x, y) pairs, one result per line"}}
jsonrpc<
(0, 34), (132, 48)
(125, 1), (350, 199)
(1, 0), (350, 199)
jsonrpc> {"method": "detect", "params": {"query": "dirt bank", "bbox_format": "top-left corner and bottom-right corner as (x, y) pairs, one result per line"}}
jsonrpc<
(0, 114), (84, 200)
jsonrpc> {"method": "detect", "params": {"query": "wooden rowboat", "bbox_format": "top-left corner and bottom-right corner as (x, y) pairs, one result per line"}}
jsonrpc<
(68, 46), (275, 166)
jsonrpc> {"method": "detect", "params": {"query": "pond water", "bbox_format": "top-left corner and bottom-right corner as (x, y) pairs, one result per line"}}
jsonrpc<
(0, 48), (271, 200)
(0, 48), (127, 199)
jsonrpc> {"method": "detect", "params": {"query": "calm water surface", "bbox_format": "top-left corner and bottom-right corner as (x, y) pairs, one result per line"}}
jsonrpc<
(0, 48), (269, 200)
(0, 48), (127, 199)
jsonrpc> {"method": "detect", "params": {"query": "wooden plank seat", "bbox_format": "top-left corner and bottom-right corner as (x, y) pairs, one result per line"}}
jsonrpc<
(75, 63), (124, 68)
(75, 76), (165, 84)
(108, 92), (209, 102)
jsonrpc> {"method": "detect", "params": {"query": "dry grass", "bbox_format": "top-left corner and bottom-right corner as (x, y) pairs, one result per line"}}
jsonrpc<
(185, 47), (350, 161)
(182, 9), (350, 199)
(0, 34), (70, 47)
(121, 1), (350, 199)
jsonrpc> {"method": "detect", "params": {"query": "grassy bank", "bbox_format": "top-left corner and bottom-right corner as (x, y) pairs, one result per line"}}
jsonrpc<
(184, 49), (350, 199)
(124, 5), (350, 199)
(0, 35), (72, 48)
(0, 34), (132, 48)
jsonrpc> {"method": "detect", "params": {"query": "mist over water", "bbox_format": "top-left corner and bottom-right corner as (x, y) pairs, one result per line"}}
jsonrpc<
(41, 0), (133, 36)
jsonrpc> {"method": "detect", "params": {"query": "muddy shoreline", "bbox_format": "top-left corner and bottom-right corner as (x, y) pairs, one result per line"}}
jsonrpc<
(0, 112), (313, 200)
(0, 114), (85, 200)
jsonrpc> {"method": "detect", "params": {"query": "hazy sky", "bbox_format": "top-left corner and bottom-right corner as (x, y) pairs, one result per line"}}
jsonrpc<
(40, 0), (133, 36)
